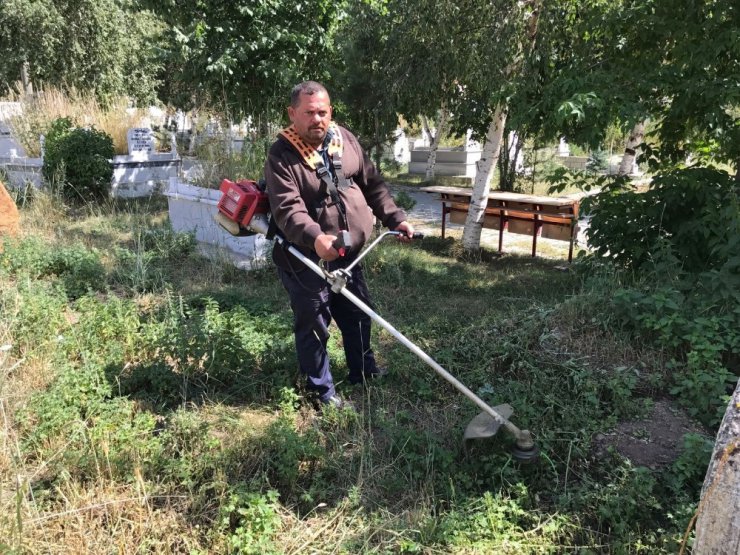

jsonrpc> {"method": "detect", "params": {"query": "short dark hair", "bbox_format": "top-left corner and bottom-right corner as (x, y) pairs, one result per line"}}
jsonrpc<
(290, 81), (329, 107)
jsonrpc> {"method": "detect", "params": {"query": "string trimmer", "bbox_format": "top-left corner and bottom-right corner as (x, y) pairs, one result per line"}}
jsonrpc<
(214, 178), (539, 462)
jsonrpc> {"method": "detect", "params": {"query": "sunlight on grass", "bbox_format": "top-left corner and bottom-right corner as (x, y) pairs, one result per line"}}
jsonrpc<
(0, 191), (701, 553)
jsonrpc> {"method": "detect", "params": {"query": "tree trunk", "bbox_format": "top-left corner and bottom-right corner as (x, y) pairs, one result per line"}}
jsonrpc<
(462, 0), (540, 252)
(617, 120), (645, 176)
(690, 380), (740, 554)
(423, 104), (449, 181)
(462, 105), (507, 251)
(20, 60), (33, 95)
(373, 111), (382, 171)
(499, 131), (524, 191)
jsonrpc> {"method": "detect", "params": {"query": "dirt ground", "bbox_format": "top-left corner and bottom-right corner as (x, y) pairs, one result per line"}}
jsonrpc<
(593, 400), (711, 468)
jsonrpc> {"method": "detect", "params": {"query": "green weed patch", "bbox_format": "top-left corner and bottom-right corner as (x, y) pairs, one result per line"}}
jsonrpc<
(0, 192), (717, 553)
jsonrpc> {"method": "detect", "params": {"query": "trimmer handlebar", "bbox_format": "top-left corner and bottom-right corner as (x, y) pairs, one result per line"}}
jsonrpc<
(332, 230), (352, 257)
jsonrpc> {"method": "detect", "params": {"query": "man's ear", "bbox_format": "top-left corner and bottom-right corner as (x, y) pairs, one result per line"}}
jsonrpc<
(287, 106), (296, 123)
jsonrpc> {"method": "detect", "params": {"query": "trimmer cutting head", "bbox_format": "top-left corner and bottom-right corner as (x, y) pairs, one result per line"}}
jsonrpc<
(464, 404), (539, 463)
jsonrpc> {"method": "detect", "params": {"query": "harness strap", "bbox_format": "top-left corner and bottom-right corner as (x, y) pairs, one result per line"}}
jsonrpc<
(279, 123), (343, 170)
(279, 122), (351, 228)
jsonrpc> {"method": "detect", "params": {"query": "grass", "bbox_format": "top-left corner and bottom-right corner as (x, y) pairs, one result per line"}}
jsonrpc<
(0, 191), (708, 553)
(4, 86), (154, 155)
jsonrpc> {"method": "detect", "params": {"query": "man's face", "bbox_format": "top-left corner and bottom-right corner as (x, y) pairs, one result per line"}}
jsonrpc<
(288, 90), (332, 147)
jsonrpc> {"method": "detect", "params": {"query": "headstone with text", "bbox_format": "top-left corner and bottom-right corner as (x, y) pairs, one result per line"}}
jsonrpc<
(127, 127), (154, 156)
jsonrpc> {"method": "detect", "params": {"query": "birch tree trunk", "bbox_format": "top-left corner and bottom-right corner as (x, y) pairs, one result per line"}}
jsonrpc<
(617, 120), (645, 176)
(691, 380), (740, 554)
(423, 104), (449, 181)
(461, 0), (540, 252)
(461, 105), (507, 250)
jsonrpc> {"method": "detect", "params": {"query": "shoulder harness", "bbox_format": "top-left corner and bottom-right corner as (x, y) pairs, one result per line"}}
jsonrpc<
(279, 122), (353, 227)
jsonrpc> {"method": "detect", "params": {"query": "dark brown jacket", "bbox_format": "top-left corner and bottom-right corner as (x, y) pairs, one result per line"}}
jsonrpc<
(265, 125), (406, 270)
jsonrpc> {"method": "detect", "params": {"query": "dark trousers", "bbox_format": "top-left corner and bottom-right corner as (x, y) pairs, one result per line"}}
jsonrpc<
(277, 263), (377, 401)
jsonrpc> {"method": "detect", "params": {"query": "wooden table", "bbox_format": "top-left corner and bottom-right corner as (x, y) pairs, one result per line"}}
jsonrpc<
(420, 186), (580, 261)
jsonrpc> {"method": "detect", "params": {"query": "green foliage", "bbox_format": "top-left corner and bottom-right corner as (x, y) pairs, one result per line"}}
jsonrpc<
(585, 168), (739, 273)
(0, 278), (67, 356)
(393, 190), (417, 212)
(192, 136), (271, 189)
(220, 489), (281, 555)
(586, 149), (608, 174)
(68, 294), (141, 365)
(566, 462), (664, 542)
(260, 413), (323, 492)
(0, 0), (163, 103)
(43, 118), (115, 202)
(667, 433), (714, 495)
(0, 236), (106, 299)
(144, 0), (339, 118)
(110, 227), (196, 293)
(578, 167), (740, 424)
(19, 361), (160, 481)
(119, 295), (293, 405)
(433, 491), (572, 551)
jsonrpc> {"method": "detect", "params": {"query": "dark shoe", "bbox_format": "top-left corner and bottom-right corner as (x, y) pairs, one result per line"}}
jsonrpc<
(348, 366), (389, 386)
(317, 394), (356, 412)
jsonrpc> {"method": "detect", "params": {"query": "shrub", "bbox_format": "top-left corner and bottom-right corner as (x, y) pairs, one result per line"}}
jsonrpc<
(43, 117), (114, 201)
(580, 167), (740, 424)
(394, 190), (417, 212)
(586, 149), (608, 174)
(585, 167), (738, 273)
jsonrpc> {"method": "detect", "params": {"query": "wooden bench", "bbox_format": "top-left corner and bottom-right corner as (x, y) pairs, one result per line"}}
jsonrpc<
(420, 186), (580, 261)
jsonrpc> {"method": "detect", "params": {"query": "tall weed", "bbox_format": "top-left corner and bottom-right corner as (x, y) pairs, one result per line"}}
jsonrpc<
(5, 86), (144, 155)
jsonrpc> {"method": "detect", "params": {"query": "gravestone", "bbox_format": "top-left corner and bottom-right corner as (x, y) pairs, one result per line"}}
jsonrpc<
(558, 137), (570, 157)
(127, 127), (154, 156)
(0, 181), (19, 237)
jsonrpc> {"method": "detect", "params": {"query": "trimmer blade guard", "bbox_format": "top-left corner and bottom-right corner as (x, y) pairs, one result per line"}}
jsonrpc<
(464, 404), (513, 441)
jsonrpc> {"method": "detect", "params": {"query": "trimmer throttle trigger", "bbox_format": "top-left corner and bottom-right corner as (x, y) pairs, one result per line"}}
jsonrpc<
(333, 231), (352, 257)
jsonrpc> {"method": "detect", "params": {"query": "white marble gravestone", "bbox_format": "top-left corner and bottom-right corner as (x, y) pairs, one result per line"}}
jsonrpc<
(127, 127), (154, 158)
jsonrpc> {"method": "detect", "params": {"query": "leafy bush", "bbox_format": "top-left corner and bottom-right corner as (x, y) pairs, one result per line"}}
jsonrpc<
(43, 117), (114, 201)
(394, 190), (417, 212)
(585, 167), (738, 273)
(580, 167), (740, 424)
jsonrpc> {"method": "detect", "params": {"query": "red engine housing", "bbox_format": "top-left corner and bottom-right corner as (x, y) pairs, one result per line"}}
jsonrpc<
(217, 179), (270, 228)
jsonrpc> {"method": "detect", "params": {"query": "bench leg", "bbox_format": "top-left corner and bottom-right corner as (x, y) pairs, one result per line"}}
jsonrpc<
(568, 220), (575, 262)
(498, 211), (505, 253)
(441, 202), (447, 238)
(532, 217), (542, 258)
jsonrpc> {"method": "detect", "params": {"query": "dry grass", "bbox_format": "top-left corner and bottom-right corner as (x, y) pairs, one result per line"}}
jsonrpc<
(4, 86), (146, 156)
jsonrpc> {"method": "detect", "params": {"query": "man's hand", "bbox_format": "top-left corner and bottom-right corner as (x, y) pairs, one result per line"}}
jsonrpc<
(314, 233), (340, 261)
(394, 221), (415, 243)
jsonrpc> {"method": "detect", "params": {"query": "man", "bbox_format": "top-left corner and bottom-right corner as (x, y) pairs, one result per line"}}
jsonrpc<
(264, 81), (414, 409)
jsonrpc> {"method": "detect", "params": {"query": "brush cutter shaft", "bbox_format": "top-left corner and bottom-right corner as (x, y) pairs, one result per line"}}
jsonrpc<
(275, 234), (521, 437)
